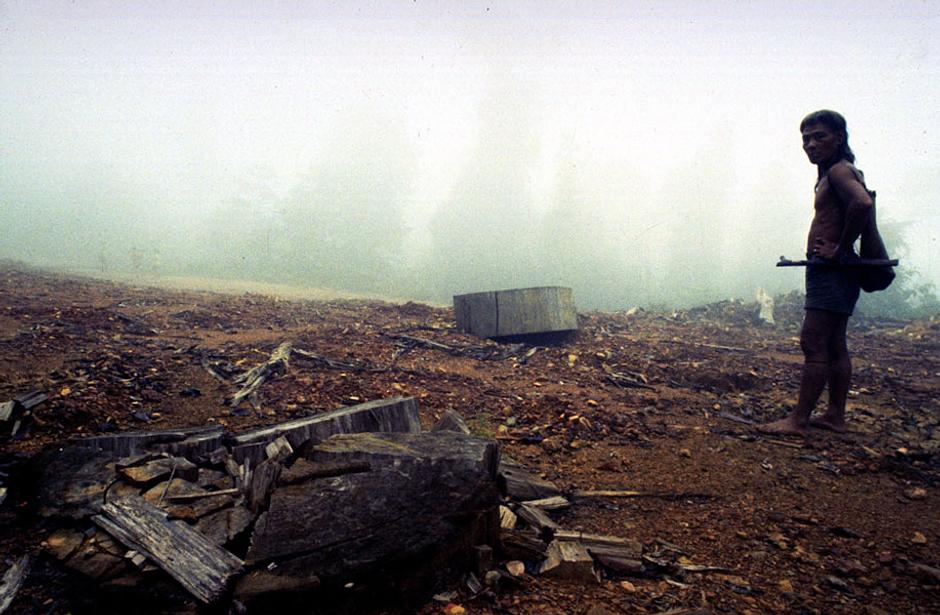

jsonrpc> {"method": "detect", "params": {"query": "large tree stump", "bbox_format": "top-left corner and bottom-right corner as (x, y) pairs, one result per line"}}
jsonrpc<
(241, 431), (500, 609)
(453, 286), (578, 339)
(230, 397), (422, 464)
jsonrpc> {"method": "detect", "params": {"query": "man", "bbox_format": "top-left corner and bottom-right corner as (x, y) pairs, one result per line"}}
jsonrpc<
(760, 110), (873, 437)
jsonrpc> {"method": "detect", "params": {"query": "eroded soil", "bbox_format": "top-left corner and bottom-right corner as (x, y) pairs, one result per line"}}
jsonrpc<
(1, 263), (938, 614)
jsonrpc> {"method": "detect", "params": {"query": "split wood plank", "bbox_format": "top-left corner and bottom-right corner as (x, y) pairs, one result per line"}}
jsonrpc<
(514, 503), (559, 535)
(498, 456), (562, 501)
(94, 494), (243, 604)
(521, 495), (570, 510)
(0, 555), (30, 614)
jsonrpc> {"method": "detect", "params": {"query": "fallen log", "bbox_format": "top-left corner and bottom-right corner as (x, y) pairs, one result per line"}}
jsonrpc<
(94, 494), (243, 604)
(230, 342), (292, 408)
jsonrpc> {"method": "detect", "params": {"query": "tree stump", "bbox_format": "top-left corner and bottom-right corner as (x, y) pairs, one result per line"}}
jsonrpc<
(453, 286), (578, 339)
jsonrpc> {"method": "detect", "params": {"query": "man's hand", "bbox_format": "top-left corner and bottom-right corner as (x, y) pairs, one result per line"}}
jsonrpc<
(812, 237), (841, 260)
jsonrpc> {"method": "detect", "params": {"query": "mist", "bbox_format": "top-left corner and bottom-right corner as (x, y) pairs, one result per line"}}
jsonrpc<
(2, 2), (938, 311)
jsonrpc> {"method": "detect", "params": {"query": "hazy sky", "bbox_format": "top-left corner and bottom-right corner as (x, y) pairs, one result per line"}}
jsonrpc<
(1, 1), (938, 303)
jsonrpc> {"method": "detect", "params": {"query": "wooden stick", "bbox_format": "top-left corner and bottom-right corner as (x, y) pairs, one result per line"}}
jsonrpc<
(572, 489), (712, 500)
(165, 488), (240, 502)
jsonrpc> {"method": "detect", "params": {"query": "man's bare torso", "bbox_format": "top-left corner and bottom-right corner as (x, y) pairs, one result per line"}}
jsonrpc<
(806, 160), (861, 255)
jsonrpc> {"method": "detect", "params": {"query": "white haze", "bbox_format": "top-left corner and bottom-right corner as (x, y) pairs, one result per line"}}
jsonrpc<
(1, 1), (938, 309)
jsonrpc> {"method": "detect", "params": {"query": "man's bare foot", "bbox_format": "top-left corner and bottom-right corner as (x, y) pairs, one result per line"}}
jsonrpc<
(757, 417), (809, 437)
(809, 415), (847, 433)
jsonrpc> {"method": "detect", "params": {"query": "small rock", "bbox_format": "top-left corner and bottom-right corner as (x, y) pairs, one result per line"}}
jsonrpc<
(432, 591), (458, 603)
(484, 570), (501, 586)
(903, 487), (927, 501)
(778, 578), (794, 592)
(767, 532), (789, 550)
(911, 563), (940, 584)
(678, 448), (692, 458)
(825, 575), (851, 592)
(619, 580), (636, 593)
(506, 560), (525, 577)
(442, 604), (466, 615)
(911, 532), (928, 545)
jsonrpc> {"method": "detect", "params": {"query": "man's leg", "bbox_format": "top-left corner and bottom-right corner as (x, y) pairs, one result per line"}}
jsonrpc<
(759, 309), (837, 436)
(811, 315), (850, 432)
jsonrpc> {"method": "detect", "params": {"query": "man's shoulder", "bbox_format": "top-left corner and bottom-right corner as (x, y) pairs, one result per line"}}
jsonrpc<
(828, 160), (865, 185)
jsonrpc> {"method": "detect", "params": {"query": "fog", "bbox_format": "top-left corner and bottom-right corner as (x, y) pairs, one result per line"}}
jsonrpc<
(2, 2), (938, 310)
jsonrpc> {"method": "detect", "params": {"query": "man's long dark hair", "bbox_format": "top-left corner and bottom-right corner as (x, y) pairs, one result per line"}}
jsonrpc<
(800, 110), (856, 163)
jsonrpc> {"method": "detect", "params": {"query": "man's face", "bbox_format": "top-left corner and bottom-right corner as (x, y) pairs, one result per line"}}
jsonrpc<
(801, 122), (842, 165)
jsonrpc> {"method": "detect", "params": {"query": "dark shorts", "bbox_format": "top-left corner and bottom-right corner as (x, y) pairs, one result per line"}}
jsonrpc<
(805, 263), (861, 315)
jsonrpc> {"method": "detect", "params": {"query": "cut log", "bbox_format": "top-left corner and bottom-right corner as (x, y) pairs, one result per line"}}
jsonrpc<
(0, 555), (30, 614)
(94, 494), (243, 604)
(498, 456), (561, 501)
(453, 287), (578, 339)
(230, 397), (422, 465)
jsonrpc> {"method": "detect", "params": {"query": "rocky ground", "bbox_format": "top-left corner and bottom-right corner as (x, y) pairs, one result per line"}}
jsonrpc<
(1, 262), (938, 614)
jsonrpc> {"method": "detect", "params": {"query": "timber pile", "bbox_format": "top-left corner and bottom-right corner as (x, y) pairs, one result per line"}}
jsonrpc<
(27, 397), (504, 613)
(16, 396), (715, 614)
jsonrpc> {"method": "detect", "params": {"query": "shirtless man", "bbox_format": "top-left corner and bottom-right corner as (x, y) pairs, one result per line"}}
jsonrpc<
(760, 110), (873, 437)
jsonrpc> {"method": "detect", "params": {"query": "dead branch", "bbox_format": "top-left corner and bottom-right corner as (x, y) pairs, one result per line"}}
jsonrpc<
(229, 342), (292, 408)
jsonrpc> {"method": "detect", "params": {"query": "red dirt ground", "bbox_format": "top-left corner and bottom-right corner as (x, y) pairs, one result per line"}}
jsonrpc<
(1, 263), (938, 614)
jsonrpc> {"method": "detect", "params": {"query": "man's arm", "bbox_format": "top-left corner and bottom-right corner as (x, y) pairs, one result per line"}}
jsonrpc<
(828, 162), (874, 256)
